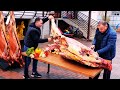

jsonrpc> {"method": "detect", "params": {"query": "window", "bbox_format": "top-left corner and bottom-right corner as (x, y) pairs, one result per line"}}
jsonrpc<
(112, 11), (120, 16)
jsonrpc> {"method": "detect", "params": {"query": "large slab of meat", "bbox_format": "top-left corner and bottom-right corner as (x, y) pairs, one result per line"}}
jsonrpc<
(47, 19), (112, 71)
(0, 11), (11, 65)
(5, 11), (24, 67)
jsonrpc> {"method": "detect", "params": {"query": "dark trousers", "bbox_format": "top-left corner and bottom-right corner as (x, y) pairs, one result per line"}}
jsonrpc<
(20, 40), (24, 52)
(93, 69), (111, 79)
(24, 45), (38, 76)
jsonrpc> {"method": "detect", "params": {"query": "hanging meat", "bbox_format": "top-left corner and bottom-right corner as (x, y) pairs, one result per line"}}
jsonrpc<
(0, 11), (11, 65)
(5, 11), (24, 67)
(46, 18), (112, 71)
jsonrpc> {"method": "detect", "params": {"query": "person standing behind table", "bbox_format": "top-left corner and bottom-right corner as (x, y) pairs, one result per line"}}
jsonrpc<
(90, 20), (117, 79)
(23, 15), (54, 79)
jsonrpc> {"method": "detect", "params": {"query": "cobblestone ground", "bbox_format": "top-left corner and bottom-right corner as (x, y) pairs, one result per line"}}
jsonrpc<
(0, 32), (120, 79)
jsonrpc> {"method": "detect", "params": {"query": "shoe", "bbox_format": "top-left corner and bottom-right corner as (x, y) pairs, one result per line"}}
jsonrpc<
(31, 72), (42, 78)
(23, 75), (30, 79)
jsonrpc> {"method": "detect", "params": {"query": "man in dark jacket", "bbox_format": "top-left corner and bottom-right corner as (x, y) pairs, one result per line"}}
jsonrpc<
(91, 20), (117, 79)
(23, 15), (54, 79)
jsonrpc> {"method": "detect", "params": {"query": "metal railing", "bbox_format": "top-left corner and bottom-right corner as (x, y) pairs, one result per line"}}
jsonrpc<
(61, 11), (98, 40)
(61, 11), (76, 19)
(77, 12), (98, 38)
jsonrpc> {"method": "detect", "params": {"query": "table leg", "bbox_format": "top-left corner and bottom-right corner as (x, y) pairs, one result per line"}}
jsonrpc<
(89, 73), (100, 79)
(89, 77), (92, 79)
(47, 64), (50, 74)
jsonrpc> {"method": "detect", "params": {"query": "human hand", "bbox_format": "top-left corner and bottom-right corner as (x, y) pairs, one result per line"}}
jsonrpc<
(90, 45), (95, 50)
(48, 37), (53, 42)
(93, 52), (99, 59)
(48, 15), (54, 20)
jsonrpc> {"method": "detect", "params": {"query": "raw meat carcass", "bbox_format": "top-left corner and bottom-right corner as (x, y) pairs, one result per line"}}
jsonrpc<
(45, 43), (61, 54)
(50, 19), (62, 38)
(5, 11), (24, 67)
(48, 19), (112, 71)
(0, 11), (11, 65)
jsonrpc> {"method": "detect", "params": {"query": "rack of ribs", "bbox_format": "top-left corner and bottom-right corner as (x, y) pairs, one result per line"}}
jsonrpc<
(5, 11), (24, 67)
(0, 11), (11, 65)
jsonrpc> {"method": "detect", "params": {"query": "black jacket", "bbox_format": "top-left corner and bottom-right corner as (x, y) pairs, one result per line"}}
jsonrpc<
(24, 17), (49, 48)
